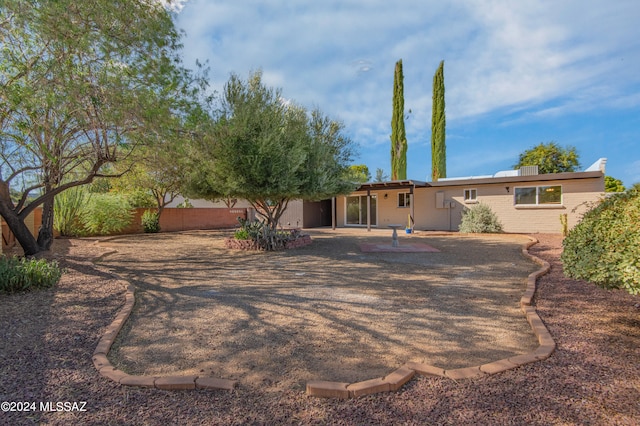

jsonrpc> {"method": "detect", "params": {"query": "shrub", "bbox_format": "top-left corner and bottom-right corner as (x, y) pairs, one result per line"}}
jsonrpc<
(0, 256), (63, 294)
(234, 228), (250, 240)
(126, 189), (156, 208)
(81, 193), (134, 236)
(562, 185), (640, 295)
(458, 203), (503, 233)
(233, 217), (305, 250)
(141, 210), (161, 233)
(54, 186), (90, 237)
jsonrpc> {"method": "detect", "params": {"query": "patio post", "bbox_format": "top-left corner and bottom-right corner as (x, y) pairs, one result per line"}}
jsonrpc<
(366, 189), (371, 232)
(331, 197), (336, 230)
(410, 185), (415, 231)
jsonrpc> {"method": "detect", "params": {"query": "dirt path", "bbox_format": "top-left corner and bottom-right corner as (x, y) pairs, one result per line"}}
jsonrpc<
(96, 229), (539, 392)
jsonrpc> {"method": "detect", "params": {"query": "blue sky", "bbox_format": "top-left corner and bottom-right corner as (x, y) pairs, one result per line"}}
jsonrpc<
(173, 0), (640, 186)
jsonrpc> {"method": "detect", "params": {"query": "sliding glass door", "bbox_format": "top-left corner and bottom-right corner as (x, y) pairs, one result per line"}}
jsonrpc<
(345, 195), (377, 226)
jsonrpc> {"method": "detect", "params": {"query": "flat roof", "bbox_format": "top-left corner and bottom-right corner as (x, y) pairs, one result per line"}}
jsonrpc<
(353, 171), (603, 192)
(427, 170), (604, 187)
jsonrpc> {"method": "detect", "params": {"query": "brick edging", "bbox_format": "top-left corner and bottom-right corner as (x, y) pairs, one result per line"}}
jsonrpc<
(306, 235), (556, 398)
(92, 281), (237, 392)
(93, 235), (554, 397)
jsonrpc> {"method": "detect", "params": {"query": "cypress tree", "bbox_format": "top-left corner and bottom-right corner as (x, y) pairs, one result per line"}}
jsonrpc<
(431, 60), (446, 181)
(390, 59), (407, 180)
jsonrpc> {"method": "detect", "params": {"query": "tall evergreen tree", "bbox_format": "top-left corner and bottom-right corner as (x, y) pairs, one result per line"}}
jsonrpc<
(431, 60), (446, 181)
(390, 59), (407, 180)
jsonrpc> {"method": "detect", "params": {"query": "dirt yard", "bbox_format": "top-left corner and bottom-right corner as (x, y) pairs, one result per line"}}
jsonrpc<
(94, 229), (540, 392)
(2, 232), (638, 425)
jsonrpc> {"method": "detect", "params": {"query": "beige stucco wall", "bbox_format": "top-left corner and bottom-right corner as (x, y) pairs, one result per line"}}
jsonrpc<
(337, 175), (604, 234)
(415, 177), (603, 233)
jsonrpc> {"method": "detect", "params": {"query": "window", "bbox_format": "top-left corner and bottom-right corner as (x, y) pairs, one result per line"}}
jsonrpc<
(464, 189), (477, 202)
(515, 185), (562, 205)
(398, 192), (411, 207)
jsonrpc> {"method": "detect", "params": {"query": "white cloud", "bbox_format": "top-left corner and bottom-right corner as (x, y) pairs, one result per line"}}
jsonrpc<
(174, 0), (640, 182)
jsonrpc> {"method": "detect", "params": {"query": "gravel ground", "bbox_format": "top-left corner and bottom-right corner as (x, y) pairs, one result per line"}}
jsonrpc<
(0, 233), (638, 425)
(96, 230), (539, 391)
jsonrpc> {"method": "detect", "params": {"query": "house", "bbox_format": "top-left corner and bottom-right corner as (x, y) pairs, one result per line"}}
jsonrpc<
(333, 158), (607, 234)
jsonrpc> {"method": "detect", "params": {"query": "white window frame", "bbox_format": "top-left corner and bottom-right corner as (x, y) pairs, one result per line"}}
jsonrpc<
(463, 188), (478, 203)
(398, 192), (411, 208)
(514, 185), (563, 206)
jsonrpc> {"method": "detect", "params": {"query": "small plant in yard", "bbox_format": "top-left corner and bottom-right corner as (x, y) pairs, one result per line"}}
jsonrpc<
(0, 256), (63, 294)
(141, 210), (161, 233)
(562, 184), (640, 295)
(231, 217), (308, 250)
(560, 213), (569, 237)
(458, 203), (503, 233)
(54, 185), (90, 237)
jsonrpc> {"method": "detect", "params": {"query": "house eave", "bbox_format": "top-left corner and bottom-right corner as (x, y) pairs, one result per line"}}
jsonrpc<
(427, 171), (604, 187)
(354, 180), (428, 192)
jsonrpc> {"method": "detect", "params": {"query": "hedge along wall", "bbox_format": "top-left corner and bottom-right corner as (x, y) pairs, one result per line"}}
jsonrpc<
(2, 208), (248, 247)
(121, 208), (248, 234)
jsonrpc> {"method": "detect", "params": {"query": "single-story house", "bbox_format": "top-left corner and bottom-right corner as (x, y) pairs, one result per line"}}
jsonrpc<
(333, 158), (607, 234)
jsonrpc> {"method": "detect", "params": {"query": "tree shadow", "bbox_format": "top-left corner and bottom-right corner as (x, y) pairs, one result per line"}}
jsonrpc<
(94, 229), (542, 390)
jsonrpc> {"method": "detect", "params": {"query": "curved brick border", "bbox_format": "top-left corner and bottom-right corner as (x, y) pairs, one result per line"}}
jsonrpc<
(92, 281), (237, 392)
(306, 235), (555, 398)
(92, 234), (553, 397)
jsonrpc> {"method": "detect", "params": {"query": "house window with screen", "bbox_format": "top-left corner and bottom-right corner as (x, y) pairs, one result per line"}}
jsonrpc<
(515, 185), (562, 205)
(398, 192), (411, 207)
(464, 189), (477, 202)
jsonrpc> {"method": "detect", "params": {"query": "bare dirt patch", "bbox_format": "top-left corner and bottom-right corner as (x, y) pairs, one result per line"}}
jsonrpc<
(2, 233), (639, 425)
(95, 229), (539, 392)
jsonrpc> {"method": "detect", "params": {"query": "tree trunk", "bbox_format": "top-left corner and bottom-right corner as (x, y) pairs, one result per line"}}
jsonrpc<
(0, 202), (41, 256)
(36, 197), (55, 251)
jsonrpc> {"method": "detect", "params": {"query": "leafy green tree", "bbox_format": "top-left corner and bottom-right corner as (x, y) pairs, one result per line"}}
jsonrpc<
(111, 142), (189, 219)
(0, 0), (199, 255)
(390, 59), (407, 180)
(187, 71), (356, 237)
(431, 60), (446, 181)
(349, 165), (371, 183)
(605, 176), (626, 192)
(562, 185), (640, 295)
(514, 142), (580, 174)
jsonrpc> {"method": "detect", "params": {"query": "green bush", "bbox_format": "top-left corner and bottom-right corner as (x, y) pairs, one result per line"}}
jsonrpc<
(234, 217), (301, 250)
(0, 256), (63, 294)
(54, 186), (90, 237)
(141, 210), (161, 233)
(81, 193), (134, 236)
(458, 203), (503, 233)
(234, 228), (250, 240)
(562, 185), (640, 295)
(125, 189), (156, 208)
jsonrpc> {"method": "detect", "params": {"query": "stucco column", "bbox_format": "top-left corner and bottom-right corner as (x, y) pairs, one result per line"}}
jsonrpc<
(331, 197), (336, 230)
(410, 185), (415, 231)
(366, 189), (371, 231)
